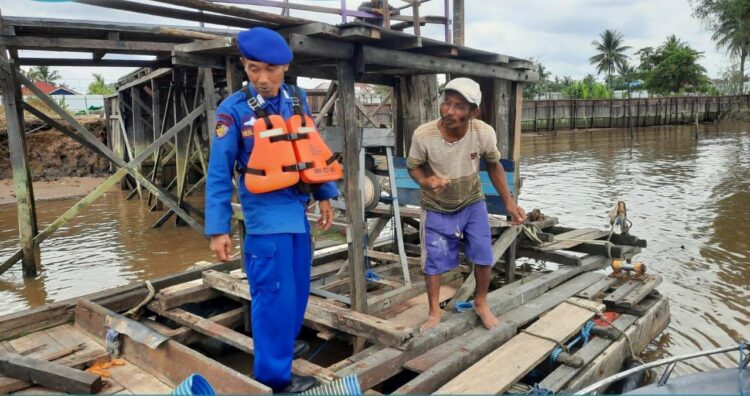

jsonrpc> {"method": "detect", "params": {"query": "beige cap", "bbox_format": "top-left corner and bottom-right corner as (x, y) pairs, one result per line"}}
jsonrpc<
(441, 77), (482, 106)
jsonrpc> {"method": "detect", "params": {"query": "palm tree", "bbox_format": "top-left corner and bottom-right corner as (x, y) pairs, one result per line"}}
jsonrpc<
(26, 66), (62, 85)
(618, 61), (637, 99)
(590, 29), (631, 89)
(711, 10), (750, 94)
(87, 73), (114, 95)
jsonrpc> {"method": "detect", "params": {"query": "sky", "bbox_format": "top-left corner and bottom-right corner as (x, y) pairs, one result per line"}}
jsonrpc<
(0, 0), (733, 92)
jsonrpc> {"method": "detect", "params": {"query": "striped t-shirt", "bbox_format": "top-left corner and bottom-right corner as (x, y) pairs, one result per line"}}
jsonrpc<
(407, 119), (502, 213)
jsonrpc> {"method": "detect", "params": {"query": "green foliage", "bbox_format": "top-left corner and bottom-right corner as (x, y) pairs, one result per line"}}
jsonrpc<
(26, 65), (62, 84)
(589, 29), (631, 87)
(715, 63), (746, 94)
(561, 78), (613, 99)
(692, 0), (750, 93)
(638, 36), (709, 95)
(87, 73), (115, 95)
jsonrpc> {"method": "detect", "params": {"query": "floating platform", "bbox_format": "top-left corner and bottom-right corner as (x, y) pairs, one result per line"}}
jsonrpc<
(0, 215), (668, 394)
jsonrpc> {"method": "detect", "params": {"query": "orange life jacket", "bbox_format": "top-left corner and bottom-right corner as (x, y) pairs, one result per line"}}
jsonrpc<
(241, 85), (342, 194)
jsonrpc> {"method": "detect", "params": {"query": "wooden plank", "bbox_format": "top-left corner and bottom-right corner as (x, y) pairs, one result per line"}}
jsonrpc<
(148, 0), (309, 26)
(155, 283), (219, 312)
(435, 298), (605, 394)
(117, 68), (171, 91)
(74, 299), (272, 394)
(16, 58), (158, 68)
(0, 57), (39, 277)
(336, 256), (609, 390)
(538, 313), (639, 393)
(517, 248), (582, 266)
(576, 277), (619, 300)
(202, 270), (412, 346)
(397, 272), (605, 393)
(563, 297), (670, 393)
(337, 60), (369, 323)
(0, 36), (175, 55)
(365, 250), (420, 266)
(540, 228), (610, 251)
(148, 305), (335, 383)
(617, 274), (662, 308)
(603, 279), (642, 305)
(394, 74), (438, 155)
(0, 353), (103, 394)
(107, 362), (172, 394)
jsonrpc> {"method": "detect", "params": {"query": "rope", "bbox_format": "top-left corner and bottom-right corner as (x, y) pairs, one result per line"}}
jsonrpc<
(123, 280), (155, 320)
(307, 339), (329, 361)
(740, 339), (747, 396)
(520, 329), (568, 353)
(522, 223), (546, 245)
(550, 321), (595, 363)
(593, 313), (640, 363)
(526, 383), (553, 395)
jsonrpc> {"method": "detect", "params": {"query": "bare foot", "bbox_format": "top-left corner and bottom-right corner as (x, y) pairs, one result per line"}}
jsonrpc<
(420, 314), (441, 333)
(475, 303), (499, 329)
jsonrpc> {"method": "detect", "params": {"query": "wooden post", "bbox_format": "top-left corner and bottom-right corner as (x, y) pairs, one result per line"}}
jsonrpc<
(570, 99), (576, 130)
(533, 100), (538, 132)
(337, 60), (368, 317)
(608, 99), (614, 128)
(551, 100), (556, 133)
(590, 99), (595, 128)
(453, 0), (464, 46)
(203, 68), (217, 144)
(0, 56), (40, 276)
(225, 56), (243, 94)
(395, 74), (438, 156)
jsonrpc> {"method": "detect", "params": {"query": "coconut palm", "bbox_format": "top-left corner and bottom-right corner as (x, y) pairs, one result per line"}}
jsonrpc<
(26, 66), (62, 85)
(87, 73), (115, 95)
(589, 29), (631, 89)
(711, 10), (750, 93)
(618, 61), (638, 98)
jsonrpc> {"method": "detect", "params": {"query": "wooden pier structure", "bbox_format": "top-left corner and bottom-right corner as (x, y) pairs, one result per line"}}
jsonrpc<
(0, 1), (669, 393)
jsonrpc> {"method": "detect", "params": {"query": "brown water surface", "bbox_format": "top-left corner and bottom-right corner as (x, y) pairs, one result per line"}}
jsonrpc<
(0, 121), (748, 375)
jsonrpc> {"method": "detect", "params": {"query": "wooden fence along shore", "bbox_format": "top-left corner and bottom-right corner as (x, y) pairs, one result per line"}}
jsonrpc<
(522, 95), (750, 132)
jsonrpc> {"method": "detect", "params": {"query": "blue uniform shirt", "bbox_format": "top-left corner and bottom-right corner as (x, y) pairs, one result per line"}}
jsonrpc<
(204, 83), (339, 236)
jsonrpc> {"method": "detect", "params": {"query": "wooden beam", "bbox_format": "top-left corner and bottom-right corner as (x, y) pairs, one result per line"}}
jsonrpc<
(0, 36), (176, 55)
(174, 37), (235, 53)
(148, 0), (309, 26)
(337, 60), (369, 317)
(395, 74), (438, 156)
(517, 248), (582, 266)
(225, 56), (244, 94)
(74, 299), (272, 394)
(16, 58), (159, 68)
(118, 68), (172, 92)
(453, 0), (464, 45)
(74, 0), (264, 29)
(0, 353), (103, 394)
(0, 56), (40, 277)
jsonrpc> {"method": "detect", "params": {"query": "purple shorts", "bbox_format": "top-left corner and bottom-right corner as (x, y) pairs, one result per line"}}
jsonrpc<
(420, 200), (494, 275)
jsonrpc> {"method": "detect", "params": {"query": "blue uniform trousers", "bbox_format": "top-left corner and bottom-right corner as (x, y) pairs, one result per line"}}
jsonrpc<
(244, 231), (311, 390)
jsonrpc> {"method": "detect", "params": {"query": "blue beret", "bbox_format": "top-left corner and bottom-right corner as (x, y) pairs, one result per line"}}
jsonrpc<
(237, 27), (293, 65)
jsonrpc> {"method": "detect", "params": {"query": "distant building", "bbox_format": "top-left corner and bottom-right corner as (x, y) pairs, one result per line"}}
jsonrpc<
(21, 81), (80, 96)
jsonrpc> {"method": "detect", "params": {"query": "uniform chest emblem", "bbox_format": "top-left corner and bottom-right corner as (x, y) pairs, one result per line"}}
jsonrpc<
(470, 152), (478, 160)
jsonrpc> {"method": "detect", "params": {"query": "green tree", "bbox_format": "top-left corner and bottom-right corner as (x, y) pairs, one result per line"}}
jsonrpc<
(693, 0), (750, 93)
(618, 61), (638, 98)
(523, 59), (552, 99)
(87, 73), (115, 95)
(589, 29), (631, 88)
(639, 36), (709, 95)
(26, 65), (61, 84)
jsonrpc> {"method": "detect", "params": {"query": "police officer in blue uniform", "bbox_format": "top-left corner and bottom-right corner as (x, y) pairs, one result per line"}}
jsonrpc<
(205, 27), (338, 393)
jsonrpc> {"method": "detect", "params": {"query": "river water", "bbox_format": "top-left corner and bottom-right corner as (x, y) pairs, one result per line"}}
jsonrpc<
(0, 122), (747, 375)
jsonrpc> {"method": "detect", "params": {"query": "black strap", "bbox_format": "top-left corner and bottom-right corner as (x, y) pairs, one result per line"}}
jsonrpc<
(282, 162), (314, 172)
(242, 85), (270, 118)
(326, 153), (342, 165)
(236, 166), (266, 176)
(269, 133), (309, 143)
(290, 85), (308, 127)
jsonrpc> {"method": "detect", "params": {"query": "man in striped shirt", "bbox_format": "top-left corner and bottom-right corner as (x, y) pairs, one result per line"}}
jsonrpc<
(407, 78), (526, 331)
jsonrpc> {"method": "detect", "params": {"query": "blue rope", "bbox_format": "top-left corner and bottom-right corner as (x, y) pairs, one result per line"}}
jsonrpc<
(526, 383), (553, 395)
(740, 339), (747, 396)
(550, 321), (595, 363)
(307, 339), (329, 361)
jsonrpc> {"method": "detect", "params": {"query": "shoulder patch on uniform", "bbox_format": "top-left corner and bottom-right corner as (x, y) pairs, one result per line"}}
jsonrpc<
(216, 121), (230, 139)
(217, 113), (234, 124)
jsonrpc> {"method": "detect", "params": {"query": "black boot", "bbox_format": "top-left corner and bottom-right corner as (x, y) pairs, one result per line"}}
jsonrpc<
(277, 374), (318, 393)
(293, 340), (310, 359)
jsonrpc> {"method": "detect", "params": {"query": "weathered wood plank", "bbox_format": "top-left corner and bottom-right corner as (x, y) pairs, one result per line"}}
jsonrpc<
(539, 228), (610, 251)
(435, 298), (604, 394)
(154, 280), (218, 312)
(395, 74), (438, 156)
(74, 299), (271, 394)
(336, 256), (609, 390)
(397, 271), (605, 393)
(0, 353), (103, 394)
(563, 297), (670, 393)
(576, 277), (619, 300)
(0, 36), (175, 54)
(202, 271), (413, 346)
(518, 247), (583, 266)
(619, 274), (662, 308)
(603, 279), (642, 305)
(538, 313), (639, 392)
